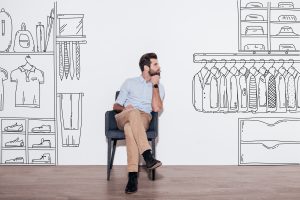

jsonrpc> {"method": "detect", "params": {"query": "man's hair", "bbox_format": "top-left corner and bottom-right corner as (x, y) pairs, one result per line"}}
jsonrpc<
(139, 53), (157, 72)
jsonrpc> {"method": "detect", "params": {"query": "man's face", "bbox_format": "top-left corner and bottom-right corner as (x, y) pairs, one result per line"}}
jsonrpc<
(148, 58), (161, 76)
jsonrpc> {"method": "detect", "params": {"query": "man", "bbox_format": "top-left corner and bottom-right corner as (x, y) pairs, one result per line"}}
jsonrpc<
(113, 53), (165, 194)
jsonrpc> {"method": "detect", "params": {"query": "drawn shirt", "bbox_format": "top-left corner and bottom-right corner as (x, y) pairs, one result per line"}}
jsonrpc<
(10, 65), (44, 108)
(247, 67), (258, 112)
(192, 67), (210, 112)
(0, 68), (8, 111)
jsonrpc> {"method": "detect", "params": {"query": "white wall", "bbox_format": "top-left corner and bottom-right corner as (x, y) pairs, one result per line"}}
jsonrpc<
(2, 0), (299, 165)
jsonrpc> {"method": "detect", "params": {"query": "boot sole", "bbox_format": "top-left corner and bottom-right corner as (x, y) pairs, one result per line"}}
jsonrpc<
(147, 161), (162, 170)
(125, 190), (137, 194)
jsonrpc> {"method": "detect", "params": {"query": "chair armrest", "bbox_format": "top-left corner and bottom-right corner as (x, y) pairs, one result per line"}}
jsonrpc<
(149, 112), (158, 133)
(105, 110), (118, 135)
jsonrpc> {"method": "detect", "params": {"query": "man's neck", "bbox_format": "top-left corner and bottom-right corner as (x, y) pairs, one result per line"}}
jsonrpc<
(142, 72), (151, 82)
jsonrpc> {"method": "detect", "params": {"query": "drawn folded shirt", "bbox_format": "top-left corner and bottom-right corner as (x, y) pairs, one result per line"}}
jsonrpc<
(276, 26), (299, 36)
(245, 14), (264, 21)
(279, 44), (296, 51)
(278, 2), (294, 8)
(244, 44), (265, 51)
(278, 15), (297, 22)
(245, 26), (264, 35)
(246, 2), (264, 8)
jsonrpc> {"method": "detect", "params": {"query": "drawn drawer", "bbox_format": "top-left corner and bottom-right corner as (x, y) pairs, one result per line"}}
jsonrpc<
(240, 118), (300, 142)
(240, 142), (300, 165)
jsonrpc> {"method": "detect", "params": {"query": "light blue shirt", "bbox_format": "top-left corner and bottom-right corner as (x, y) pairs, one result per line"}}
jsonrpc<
(115, 76), (165, 114)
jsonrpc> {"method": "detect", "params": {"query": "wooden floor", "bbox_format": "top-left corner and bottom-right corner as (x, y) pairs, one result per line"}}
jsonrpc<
(0, 165), (300, 200)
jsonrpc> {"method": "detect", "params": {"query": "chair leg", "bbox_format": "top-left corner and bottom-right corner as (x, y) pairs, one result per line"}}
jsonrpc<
(151, 138), (156, 181)
(107, 138), (112, 181)
(110, 140), (117, 169)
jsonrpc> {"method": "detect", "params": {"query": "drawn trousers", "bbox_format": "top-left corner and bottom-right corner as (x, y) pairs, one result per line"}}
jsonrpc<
(115, 109), (152, 172)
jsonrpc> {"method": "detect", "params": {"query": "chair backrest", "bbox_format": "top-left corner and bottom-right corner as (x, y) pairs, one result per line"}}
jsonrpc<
(115, 91), (120, 101)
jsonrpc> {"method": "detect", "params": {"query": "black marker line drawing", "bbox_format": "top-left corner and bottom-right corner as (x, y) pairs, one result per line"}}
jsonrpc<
(193, 58), (300, 113)
(58, 93), (83, 147)
(1, 118), (56, 165)
(0, 67), (8, 111)
(4, 137), (24, 147)
(45, 8), (54, 52)
(36, 22), (46, 52)
(5, 157), (24, 164)
(239, 117), (300, 165)
(10, 55), (45, 108)
(0, 2), (87, 166)
(32, 138), (51, 148)
(32, 153), (51, 164)
(56, 13), (86, 81)
(238, 0), (300, 54)
(0, 8), (13, 52)
(13, 23), (35, 52)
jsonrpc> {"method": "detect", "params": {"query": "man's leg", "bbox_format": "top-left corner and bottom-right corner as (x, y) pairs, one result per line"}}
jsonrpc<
(124, 123), (139, 172)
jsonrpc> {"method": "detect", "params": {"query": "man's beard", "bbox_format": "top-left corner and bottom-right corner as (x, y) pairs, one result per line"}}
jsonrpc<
(149, 70), (160, 77)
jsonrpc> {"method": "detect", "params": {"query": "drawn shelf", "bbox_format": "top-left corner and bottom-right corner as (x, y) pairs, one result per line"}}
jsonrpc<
(0, 52), (54, 56)
(238, 0), (300, 54)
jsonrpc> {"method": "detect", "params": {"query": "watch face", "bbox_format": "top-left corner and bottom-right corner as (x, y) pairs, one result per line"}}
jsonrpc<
(153, 84), (159, 88)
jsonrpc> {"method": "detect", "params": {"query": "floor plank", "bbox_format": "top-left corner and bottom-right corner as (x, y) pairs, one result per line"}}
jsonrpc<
(0, 165), (300, 200)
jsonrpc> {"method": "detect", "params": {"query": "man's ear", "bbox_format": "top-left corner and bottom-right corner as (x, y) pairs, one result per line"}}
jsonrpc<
(144, 65), (150, 71)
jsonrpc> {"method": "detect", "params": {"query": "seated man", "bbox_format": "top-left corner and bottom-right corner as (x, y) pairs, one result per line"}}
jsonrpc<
(113, 53), (165, 194)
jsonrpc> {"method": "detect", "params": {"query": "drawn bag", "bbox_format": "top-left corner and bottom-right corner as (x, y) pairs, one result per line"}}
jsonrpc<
(0, 8), (12, 52)
(13, 22), (35, 52)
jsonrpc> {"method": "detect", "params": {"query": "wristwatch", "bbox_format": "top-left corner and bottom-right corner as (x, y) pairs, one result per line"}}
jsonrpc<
(153, 84), (159, 88)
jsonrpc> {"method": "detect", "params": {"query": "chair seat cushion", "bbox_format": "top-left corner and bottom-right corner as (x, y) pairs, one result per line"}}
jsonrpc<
(106, 130), (156, 139)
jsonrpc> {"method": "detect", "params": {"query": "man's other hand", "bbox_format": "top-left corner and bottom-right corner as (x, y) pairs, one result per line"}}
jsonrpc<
(151, 75), (160, 85)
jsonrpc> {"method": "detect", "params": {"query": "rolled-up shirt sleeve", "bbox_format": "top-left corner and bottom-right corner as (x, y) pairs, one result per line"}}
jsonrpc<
(115, 79), (129, 106)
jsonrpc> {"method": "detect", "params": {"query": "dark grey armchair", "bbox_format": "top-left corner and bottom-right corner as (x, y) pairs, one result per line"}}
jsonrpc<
(105, 91), (159, 181)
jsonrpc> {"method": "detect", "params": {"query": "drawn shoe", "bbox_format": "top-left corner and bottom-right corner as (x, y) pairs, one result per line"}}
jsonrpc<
(125, 172), (138, 194)
(32, 153), (51, 164)
(5, 157), (24, 164)
(5, 137), (24, 147)
(4, 123), (23, 132)
(32, 138), (51, 148)
(32, 125), (51, 133)
(142, 149), (162, 170)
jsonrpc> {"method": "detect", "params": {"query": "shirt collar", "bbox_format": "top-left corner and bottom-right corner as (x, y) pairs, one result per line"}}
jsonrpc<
(139, 75), (149, 84)
(19, 65), (36, 72)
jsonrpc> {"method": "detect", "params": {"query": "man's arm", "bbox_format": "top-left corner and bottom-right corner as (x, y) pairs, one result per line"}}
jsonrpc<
(151, 75), (163, 112)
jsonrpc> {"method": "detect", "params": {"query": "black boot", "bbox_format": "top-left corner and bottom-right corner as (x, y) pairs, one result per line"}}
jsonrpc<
(142, 149), (162, 170)
(125, 172), (138, 194)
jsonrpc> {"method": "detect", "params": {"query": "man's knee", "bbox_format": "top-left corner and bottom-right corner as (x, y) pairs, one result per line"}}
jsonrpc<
(124, 123), (133, 137)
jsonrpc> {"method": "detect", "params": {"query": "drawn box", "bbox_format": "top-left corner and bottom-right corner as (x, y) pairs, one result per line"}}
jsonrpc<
(58, 14), (84, 36)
